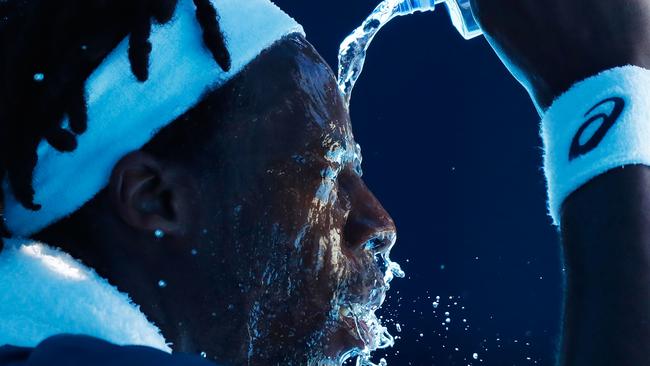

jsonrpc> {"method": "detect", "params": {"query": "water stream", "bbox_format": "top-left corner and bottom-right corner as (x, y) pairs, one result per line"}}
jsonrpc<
(335, 1), (482, 364)
(335, 2), (438, 364)
(337, 0), (481, 105)
(337, 0), (441, 106)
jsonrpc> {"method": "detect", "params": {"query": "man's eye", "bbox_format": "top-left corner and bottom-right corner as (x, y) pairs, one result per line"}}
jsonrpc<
(374, 252), (389, 274)
(321, 165), (342, 182)
(352, 143), (363, 177)
(353, 158), (363, 177)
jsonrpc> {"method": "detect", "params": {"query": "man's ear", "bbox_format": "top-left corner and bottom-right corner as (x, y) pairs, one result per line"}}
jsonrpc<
(109, 151), (193, 236)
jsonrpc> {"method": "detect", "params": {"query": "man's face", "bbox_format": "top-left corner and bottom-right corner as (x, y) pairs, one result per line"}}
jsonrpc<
(183, 36), (401, 365)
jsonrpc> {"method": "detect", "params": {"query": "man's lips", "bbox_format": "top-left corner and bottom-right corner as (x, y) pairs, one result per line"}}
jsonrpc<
(338, 296), (384, 348)
(323, 318), (365, 360)
(326, 260), (398, 360)
(340, 315), (368, 345)
(322, 315), (373, 363)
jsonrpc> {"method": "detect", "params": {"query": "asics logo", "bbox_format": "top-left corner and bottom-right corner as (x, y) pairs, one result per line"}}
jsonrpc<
(569, 97), (625, 161)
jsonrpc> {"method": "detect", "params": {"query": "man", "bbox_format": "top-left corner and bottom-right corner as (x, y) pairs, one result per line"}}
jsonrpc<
(0, 1), (647, 366)
(0, 0), (398, 365)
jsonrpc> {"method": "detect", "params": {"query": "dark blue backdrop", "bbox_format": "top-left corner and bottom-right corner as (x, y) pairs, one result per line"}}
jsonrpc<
(275, 1), (563, 365)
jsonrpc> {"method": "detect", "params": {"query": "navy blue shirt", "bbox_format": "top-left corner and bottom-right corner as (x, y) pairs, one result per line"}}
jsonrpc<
(0, 335), (216, 366)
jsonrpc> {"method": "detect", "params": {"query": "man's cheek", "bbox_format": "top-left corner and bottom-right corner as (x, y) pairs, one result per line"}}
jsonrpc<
(300, 211), (347, 265)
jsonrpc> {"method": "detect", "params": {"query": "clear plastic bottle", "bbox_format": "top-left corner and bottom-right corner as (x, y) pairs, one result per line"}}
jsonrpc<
(442, 0), (482, 39)
(397, 0), (481, 39)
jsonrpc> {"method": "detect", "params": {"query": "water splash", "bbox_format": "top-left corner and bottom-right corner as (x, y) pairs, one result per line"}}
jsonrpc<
(335, 233), (405, 366)
(351, 262), (405, 366)
(337, 0), (440, 105)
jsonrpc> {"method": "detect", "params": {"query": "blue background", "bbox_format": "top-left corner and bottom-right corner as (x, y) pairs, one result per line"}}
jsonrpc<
(275, 1), (564, 365)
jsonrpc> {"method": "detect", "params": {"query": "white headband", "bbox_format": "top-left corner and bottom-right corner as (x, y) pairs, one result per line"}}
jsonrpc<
(3, 0), (304, 237)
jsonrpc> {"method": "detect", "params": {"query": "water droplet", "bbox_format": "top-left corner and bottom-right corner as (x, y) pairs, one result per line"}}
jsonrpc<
(157, 280), (167, 288)
(154, 229), (164, 239)
(33, 73), (44, 82)
(200, 352), (207, 358)
(473, 352), (479, 359)
(191, 248), (198, 256)
(445, 318), (451, 323)
(395, 323), (401, 332)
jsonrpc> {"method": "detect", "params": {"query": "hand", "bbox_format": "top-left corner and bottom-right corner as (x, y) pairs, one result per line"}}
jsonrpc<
(468, 3), (650, 365)
(469, 0), (650, 111)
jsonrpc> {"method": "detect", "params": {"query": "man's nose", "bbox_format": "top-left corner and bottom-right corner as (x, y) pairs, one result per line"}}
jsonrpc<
(341, 171), (396, 253)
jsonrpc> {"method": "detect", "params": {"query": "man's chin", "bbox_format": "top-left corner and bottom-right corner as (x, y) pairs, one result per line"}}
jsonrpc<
(319, 312), (393, 366)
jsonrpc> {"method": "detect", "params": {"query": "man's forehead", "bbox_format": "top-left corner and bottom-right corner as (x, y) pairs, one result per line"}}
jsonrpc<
(305, 102), (356, 162)
(223, 35), (358, 162)
(292, 47), (356, 153)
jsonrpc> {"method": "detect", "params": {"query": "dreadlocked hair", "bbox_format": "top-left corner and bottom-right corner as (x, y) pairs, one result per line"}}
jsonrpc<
(0, 0), (232, 247)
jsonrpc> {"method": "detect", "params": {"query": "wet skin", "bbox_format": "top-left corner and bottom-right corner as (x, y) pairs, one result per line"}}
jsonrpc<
(36, 35), (397, 365)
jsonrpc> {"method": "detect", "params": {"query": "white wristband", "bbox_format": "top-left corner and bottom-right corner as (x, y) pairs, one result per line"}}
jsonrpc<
(542, 65), (650, 225)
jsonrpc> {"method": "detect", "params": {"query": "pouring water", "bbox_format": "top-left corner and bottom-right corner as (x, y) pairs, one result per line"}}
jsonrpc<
(335, 1), (481, 365)
(337, 0), (481, 105)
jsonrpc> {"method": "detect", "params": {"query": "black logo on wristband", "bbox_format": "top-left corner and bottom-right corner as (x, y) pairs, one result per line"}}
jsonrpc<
(569, 97), (625, 161)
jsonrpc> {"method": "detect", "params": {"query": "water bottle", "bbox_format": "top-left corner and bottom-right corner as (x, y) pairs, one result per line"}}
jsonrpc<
(441, 0), (482, 39)
(398, 0), (481, 39)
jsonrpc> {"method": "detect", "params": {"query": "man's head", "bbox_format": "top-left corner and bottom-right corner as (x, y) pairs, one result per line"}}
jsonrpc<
(1, 1), (401, 365)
